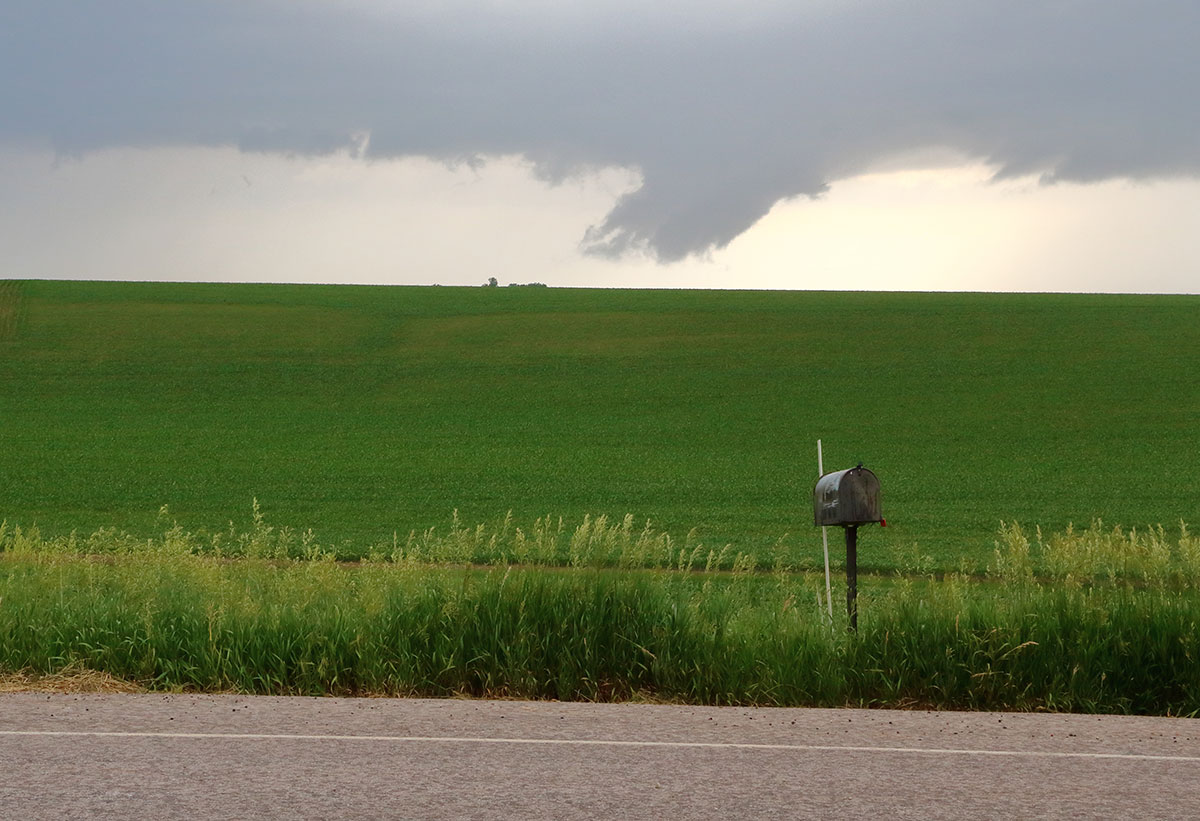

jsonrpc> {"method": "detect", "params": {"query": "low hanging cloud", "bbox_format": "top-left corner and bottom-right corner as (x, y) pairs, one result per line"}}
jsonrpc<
(3, 1), (1197, 262)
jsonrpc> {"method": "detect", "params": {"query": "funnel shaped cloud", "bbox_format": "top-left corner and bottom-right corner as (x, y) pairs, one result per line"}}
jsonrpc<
(3, 1), (1197, 262)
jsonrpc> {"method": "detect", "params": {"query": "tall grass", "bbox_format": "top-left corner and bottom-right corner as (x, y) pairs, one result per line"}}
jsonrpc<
(992, 519), (1200, 586)
(0, 504), (770, 571)
(395, 511), (762, 572)
(11, 505), (1197, 581)
(2, 517), (1199, 713)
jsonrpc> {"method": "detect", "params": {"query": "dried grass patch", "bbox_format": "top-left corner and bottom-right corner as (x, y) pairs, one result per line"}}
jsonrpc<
(0, 665), (144, 694)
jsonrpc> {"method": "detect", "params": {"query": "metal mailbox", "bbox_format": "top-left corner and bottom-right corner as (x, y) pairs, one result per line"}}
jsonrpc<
(813, 465), (882, 527)
(813, 462), (883, 632)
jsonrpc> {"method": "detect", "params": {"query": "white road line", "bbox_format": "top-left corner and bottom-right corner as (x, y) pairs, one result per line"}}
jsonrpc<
(1, 730), (1197, 762)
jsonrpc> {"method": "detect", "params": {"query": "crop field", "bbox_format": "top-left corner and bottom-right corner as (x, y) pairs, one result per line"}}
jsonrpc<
(1, 279), (1198, 711)
(2, 279), (1196, 570)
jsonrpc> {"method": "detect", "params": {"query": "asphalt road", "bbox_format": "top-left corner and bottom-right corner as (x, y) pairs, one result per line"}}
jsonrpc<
(2, 694), (1198, 819)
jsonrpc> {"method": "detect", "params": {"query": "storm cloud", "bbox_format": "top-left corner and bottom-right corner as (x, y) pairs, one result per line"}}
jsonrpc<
(4, 0), (1197, 261)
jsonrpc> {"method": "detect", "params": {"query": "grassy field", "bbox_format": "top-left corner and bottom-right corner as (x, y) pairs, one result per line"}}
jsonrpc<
(3, 521), (1200, 713)
(1, 279), (1197, 572)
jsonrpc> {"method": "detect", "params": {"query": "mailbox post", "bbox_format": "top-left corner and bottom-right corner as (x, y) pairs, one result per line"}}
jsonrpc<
(813, 464), (883, 632)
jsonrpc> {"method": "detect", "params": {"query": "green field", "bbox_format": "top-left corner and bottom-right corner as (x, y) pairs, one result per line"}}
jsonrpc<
(3, 279), (1199, 711)
(1, 279), (1197, 571)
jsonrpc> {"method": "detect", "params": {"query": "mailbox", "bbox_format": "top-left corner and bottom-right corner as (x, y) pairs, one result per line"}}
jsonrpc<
(813, 465), (882, 527)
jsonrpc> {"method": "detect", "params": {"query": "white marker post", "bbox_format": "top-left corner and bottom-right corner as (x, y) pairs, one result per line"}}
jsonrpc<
(817, 439), (833, 618)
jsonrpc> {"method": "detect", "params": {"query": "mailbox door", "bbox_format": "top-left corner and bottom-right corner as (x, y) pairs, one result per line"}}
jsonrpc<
(839, 468), (881, 523)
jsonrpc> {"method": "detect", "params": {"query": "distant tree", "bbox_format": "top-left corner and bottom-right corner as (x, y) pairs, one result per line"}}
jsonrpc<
(485, 277), (499, 287)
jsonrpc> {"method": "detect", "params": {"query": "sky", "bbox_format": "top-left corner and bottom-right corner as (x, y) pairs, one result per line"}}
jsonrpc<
(2, 0), (1198, 293)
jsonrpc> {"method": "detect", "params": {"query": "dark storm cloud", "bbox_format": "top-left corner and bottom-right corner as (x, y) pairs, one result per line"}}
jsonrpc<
(4, 1), (1197, 261)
